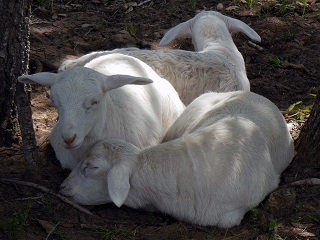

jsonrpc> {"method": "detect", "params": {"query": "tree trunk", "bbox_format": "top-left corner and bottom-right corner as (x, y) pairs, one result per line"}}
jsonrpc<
(0, 0), (39, 175)
(297, 91), (320, 167)
(0, 2), (20, 146)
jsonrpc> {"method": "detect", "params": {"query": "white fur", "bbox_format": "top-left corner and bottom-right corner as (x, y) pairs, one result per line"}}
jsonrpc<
(58, 11), (261, 105)
(18, 53), (185, 170)
(60, 91), (293, 228)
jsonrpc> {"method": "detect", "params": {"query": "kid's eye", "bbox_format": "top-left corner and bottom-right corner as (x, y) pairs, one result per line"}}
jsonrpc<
(85, 100), (100, 110)
(91, 100), (99, 106)
(81, 166), (99, 175)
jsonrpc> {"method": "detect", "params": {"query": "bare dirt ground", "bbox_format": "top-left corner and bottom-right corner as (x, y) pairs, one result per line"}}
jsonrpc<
(1, 0), (320, 239)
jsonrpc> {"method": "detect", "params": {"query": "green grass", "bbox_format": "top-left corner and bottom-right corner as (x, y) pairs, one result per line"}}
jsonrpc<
(268, 55), (281, 67)
(0, 203), (32, 240)
(245, 0), (258, 8)
(97, 225), (137, 240)
(242, 0), (311, 17)
(190, 0), (197, 9)
(124, 22), (137, 36)
(287, 100), (313, 120)
(43, 202), (57, 215)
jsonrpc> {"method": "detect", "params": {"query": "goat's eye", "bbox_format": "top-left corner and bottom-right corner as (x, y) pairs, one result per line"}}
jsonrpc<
(91, 100), (99, 106)
(90, 100), (99, 107)
(85, 100), (99, 110)
(81, 166), (98, 176)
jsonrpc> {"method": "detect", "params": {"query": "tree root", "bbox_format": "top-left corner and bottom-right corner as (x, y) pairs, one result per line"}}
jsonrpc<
(0, 178), (94, 216)
(282, 178), (320, 187)
(247, 40), (263, 51)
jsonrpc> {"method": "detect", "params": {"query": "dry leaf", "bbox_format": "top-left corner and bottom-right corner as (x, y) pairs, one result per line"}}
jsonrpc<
(238, 10), (259, 16)
(125, 6), (134, 13)
(225, 6), (239, 11)
(37, 219), (57, 233)
(292, 226), (316, 238)
(62, 223), (75, 228)
(82, 24), (94, 28)
(297, 231), (316, 237)
(291, 222), (314, 229)
(124, 2), (138, 9)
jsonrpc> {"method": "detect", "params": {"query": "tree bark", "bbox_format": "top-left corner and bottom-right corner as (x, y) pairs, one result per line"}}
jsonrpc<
(0, 0), (39, 175)
(297, 91), (320, 167)
(0, 2), (20, 146)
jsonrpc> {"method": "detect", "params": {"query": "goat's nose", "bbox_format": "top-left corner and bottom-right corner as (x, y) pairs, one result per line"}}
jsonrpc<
(59, 184), (71, 196)
(60, 184), (66, 191)
(63, 134), (76, 145)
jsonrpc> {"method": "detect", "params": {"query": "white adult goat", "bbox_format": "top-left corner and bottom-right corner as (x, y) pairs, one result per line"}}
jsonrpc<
(18, 53), (185, 170)
(60, 91), (294, 228)
(58, 11), (261, 104)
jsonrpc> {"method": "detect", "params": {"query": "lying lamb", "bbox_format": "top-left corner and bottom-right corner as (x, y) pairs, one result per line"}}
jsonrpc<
(58, 11), (261, 105)
(60, 91), (294, 228)
(18, 53), (185, 170)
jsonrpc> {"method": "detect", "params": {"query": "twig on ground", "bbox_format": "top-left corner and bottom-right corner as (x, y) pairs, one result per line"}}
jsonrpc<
(138, 0), (152, 6)
(84, 28), (93, 37)
(281, 61), (311, 74)
(247, 40), (263, 51)
(45, 221), (60, 240)
(17, 196), (44, 201)
(281, 178), (320, 187)
(0, 178), (94, 216)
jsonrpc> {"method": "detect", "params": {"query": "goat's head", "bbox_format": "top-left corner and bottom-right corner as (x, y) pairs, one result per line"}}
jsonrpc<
(59, 139), (139, 206)
(159, 11), (261, 51)
(18, 67), (153, 150)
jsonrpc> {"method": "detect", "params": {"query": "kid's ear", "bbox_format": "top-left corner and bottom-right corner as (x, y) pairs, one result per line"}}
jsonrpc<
(18, 72), (60, 86)
(224, 16), (261, 42)
(107, 164), (131, 207)
(159, 18), (194, 46)
(102, 74), (153, 92)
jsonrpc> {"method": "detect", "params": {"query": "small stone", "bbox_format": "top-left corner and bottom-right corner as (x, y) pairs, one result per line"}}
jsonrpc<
(140, 40), (150, 48)
(82, 24), (93, 28)
(153, 32), (161, 39)
(111, 34), (124, 43)
(216, 3), (224, 11)
(51, 13), (58, 20)
(58, 13), (67, 18)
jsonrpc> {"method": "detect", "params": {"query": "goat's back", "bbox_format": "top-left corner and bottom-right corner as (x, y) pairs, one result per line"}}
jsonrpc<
(163, 91), (294, 174)
(59, 49), (249, 105)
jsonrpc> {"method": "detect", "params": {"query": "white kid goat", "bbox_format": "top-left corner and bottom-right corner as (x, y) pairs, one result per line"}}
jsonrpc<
(60, 91), (294, 228)
(18, 53), (185, 170)
(58, 11), (261, 104)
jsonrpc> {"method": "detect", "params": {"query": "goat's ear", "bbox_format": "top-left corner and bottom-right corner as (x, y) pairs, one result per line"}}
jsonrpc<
(224, 16), (261, 42)
(159, 19), (193, 46)
(107, 164), (131, 208)
(102, 75), (153, 92)
(18, 72), (59, 86)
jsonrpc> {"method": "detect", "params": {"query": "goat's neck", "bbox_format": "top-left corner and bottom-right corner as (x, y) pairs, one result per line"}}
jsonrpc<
(202, 40), (245, 67)
(194, 23), (244, 65)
